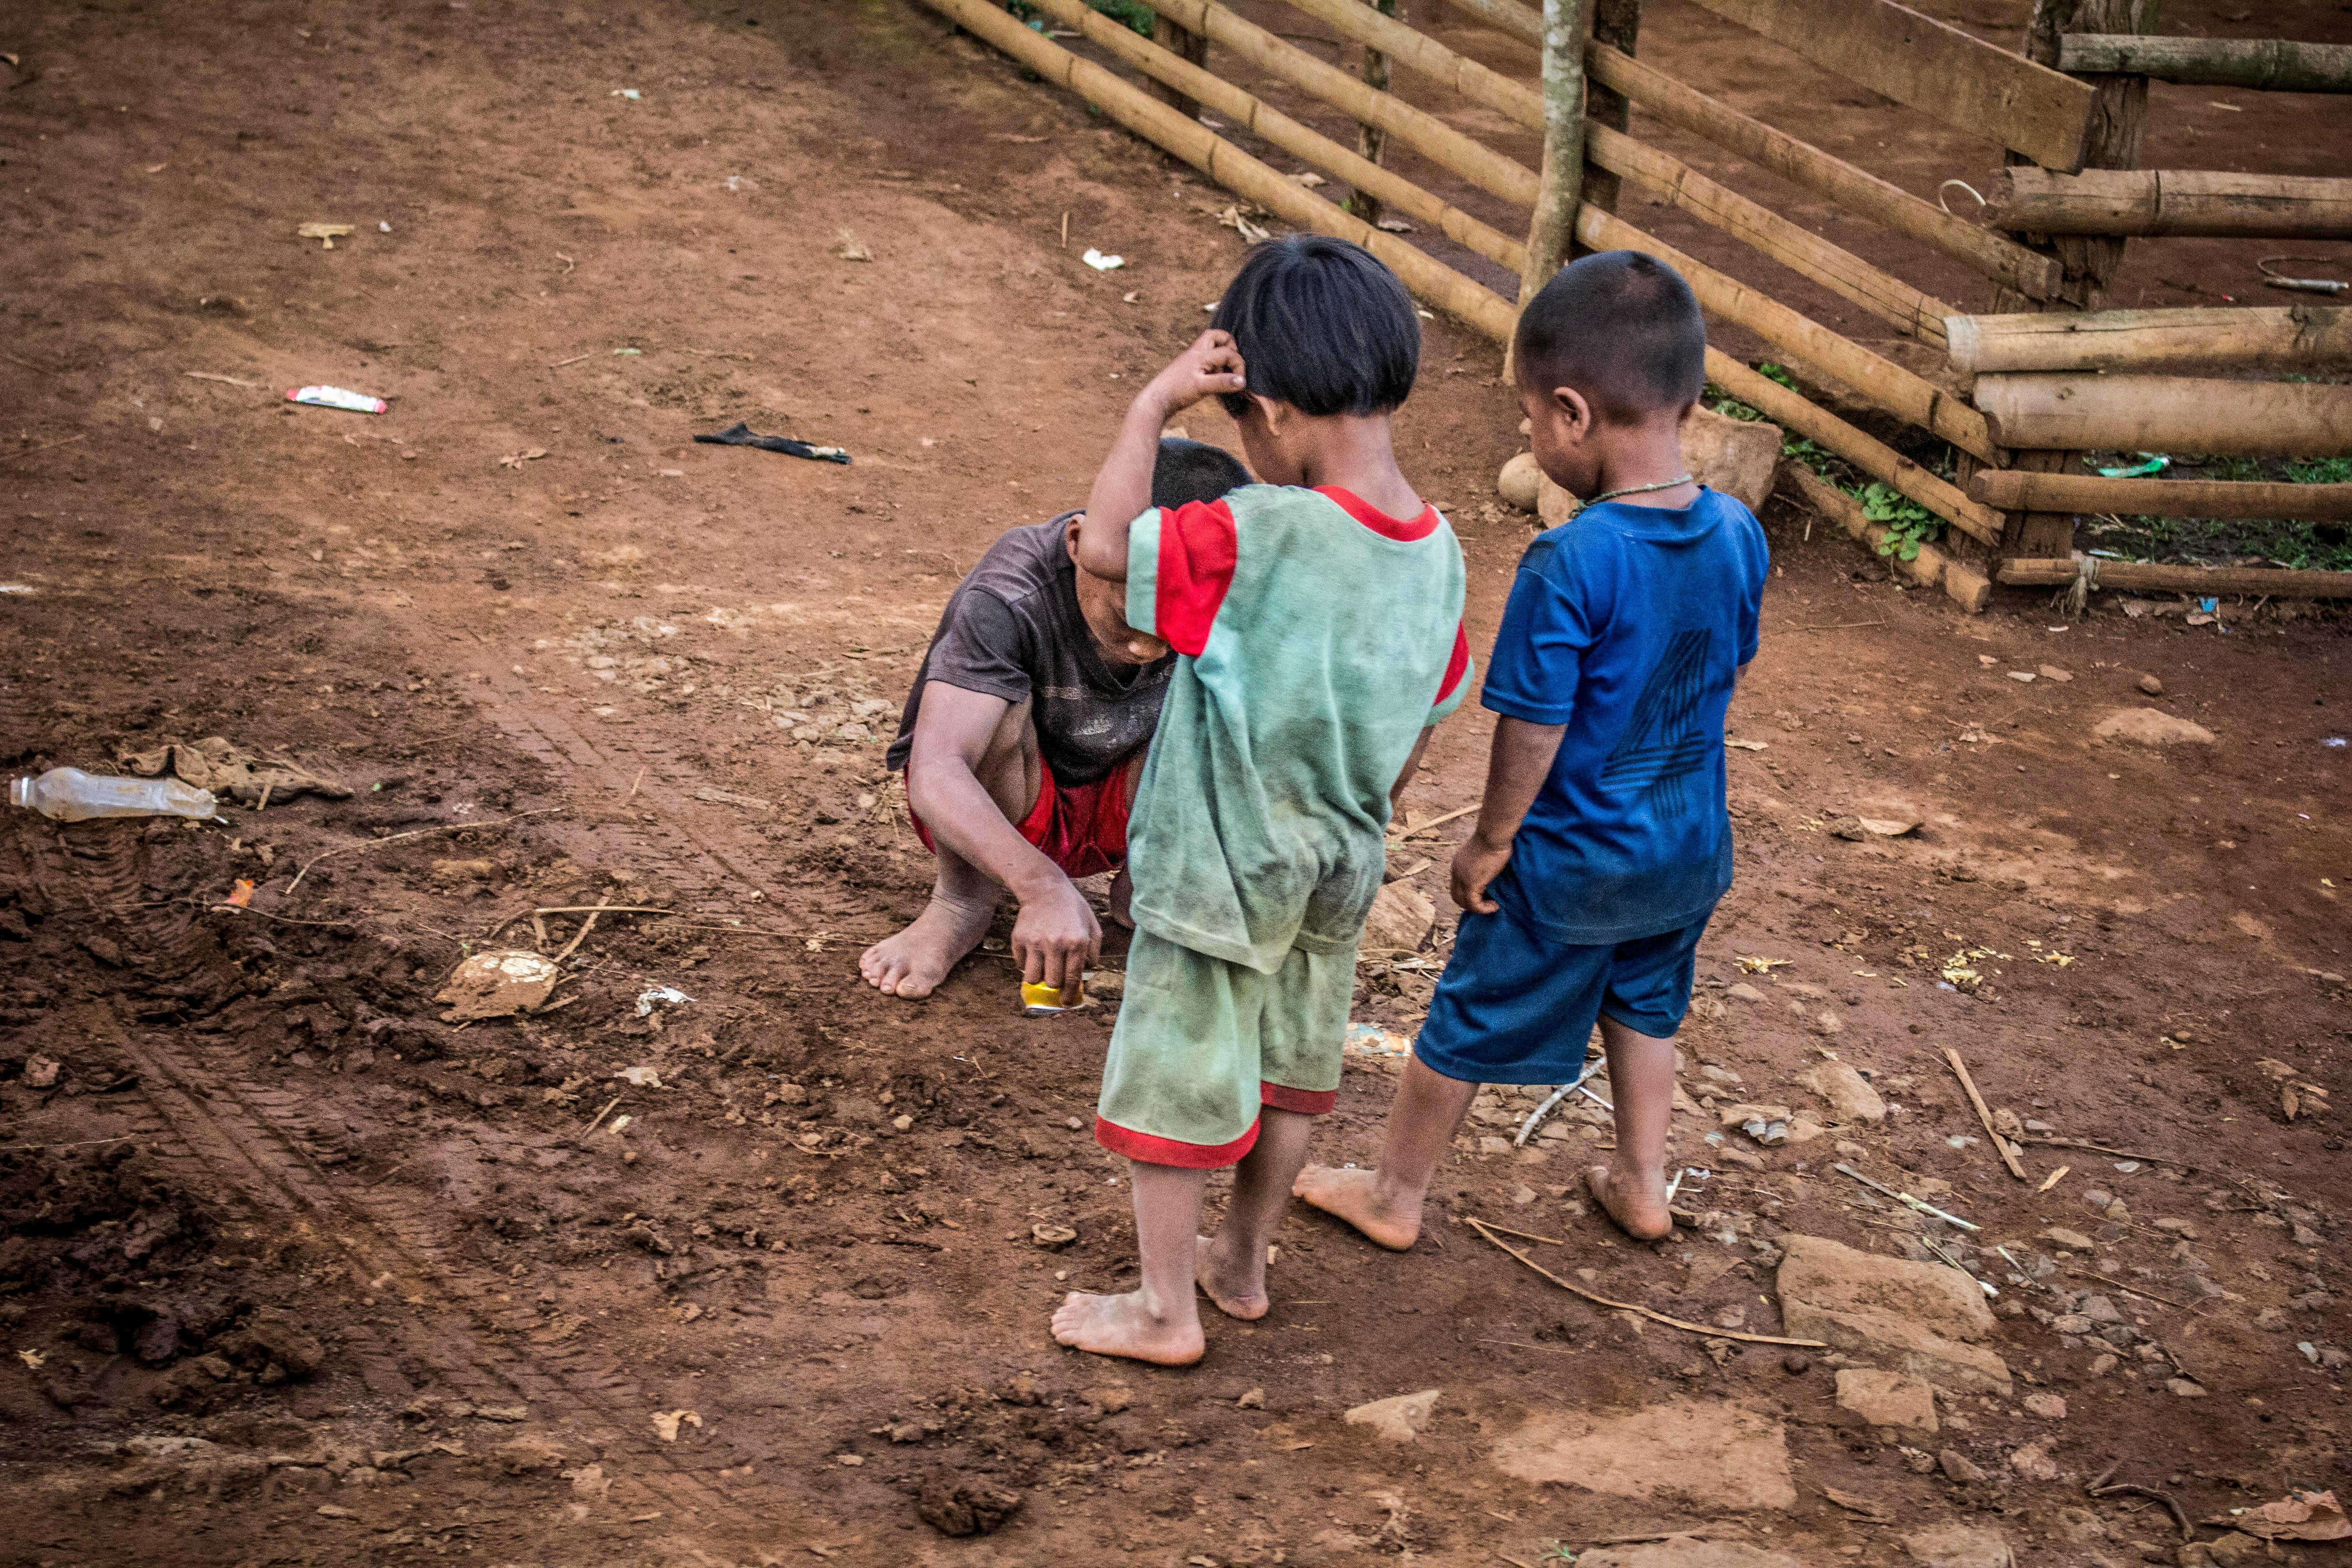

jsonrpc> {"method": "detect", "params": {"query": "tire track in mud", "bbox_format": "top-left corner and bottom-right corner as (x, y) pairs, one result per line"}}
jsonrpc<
(115, 1030), (779, 1530)
(476, 674), (787, 918)
(38, 777), (806, 1542)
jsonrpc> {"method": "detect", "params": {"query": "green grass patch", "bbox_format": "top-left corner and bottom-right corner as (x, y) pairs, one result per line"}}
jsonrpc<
(1706, 363), (1950, 555)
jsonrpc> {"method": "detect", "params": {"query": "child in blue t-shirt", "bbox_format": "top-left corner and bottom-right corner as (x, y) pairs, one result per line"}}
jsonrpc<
(1296, 250), (1768, 1247)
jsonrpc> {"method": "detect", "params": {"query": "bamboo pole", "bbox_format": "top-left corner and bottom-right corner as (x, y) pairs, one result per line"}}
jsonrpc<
(1588, 123), (1954, 346)
(1421, 0), (2066, 299)
(1944, 305), (2352, 375)
(1026, 0), (1527, 273)
(2057, 34), (2352, 93)
(1705, 352), (2005, 546)
(1785, 462), (1980, 608)
(1999, 557), (2352, 598)
(1973, 373), (2352, 459)
(1578, 204), (1998, 463)
(1945, 1047), (2029, 1182)
(1150, 0), (1540, 207)
(1987, 168), (2352, 240)
(911, 0), (1517, 343)
(1967, 470), (2352, 523)
(1519, 0), (1589, 305)
(1581, 0), (1642, 215)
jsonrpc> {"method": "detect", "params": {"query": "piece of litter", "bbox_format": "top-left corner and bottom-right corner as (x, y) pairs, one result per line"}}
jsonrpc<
(693, 421), (850, 465)
(1727, 738), (1769, 750)
(650, 1409), (701, 1441)
(0, 584), (34, 594)
(613, 347), (642, 356)
(1081, 248), (1125, 271)
(1375, 216), (1416, 233)
(378, 220), (392, 233)
(2095, 453), (2168, 479)
(19, 1349), (46, 1369)
(222, 879), (255, 908)
(296, 221), (355, 249)
(612, 88), (641, 100)
(288, 385), (387, 415)
(833, 229), (872, 262)
(615, 1066), (662, 1088)
(635, 985), (692, 1016)
(2007, 670), (2037, 683)
(435, 950), (562, 1022)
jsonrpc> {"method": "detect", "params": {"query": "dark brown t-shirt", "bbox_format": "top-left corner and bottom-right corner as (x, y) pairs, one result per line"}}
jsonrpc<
(885, 515), (1171, 787)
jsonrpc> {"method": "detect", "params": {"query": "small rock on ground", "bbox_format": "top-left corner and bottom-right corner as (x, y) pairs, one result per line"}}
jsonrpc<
(1903, 1523), (2014, 1567)
(1344, 1388), (1441, 1442)
(1834, 1367), (1938, 1432)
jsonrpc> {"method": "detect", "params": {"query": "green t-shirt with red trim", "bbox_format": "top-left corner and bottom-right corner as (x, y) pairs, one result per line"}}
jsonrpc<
(1123, 483), (1470, 975)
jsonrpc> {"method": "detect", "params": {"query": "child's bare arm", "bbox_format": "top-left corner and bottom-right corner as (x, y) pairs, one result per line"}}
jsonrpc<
(1076, 330), (1247, 584)
(904, 685), (1100, 989)
(1450, 716), (1567, 914)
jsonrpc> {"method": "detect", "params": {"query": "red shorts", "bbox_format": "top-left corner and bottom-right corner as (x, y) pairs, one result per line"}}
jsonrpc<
(909, 755), (1135, 880)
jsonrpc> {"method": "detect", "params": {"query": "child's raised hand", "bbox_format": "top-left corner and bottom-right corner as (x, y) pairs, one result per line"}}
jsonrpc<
(1142, 329), (1248, 415)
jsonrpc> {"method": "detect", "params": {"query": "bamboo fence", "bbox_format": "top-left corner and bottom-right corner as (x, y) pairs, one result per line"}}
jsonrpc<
(917, 0), (2352, 603)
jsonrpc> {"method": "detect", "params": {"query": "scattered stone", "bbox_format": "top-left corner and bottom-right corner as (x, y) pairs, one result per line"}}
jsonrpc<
(2039, 1227), (2096, 1252)
(1093, 1385), (1134, 1415)
(1725, 983), (1765, 1004)
(917, 1477), (1023, 1537)
(1903, 1522), (2015, 1567)
(2022, 1393), (2067, 1420)
(1345, 1389), (1441, 1442)
(1804, 1060), (1887, 1125)
(1362, 880), (1437, 954)
(1938, 1449), (1988, 1485)
(1835, 1368), (1939, 1432)
(1682, 404), (1783, 514)
(1490, 1398), (1795, 1512)
(1777, 1235), (2011, 1393)
(1497, 451), (1543, 512)
(1780, 1352), (1812, 1376)
(2137, 673), (2163, 695)
(2009, 1438), (2061, 1481)
(2166, 1377), (2207, 1397)
(1235, 1387), (1264, 1410)
(2093, 708), (2215, 747)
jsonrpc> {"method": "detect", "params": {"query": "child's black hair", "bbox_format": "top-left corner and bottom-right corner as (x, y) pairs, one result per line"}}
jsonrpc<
(1210, 235), (1420, 420)
(1151, 436), (1254, 510)
(1514, 250), (1706, 423)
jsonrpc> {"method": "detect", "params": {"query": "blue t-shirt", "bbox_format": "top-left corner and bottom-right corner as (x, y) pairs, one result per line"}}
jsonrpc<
(1480, 488), (1769, 946)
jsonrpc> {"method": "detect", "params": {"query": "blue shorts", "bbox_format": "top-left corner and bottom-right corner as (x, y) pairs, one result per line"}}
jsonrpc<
(1413, 902), (1713, 1085)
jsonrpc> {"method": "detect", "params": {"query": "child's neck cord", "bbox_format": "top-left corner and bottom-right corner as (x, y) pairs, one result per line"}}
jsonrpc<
(1585, 472), (1695, 507)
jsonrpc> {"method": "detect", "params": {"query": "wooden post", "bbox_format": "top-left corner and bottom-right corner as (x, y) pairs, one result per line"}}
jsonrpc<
(1146, 15), (1210, 122)
(1971, 0), (2158, 564)
(1580, 0), (1640, 213)
(1344, 0), (1398, 225)
(1516, 0), (1587, 311)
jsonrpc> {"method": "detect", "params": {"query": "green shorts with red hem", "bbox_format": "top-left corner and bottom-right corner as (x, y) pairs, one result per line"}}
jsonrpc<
(1094, 927), (1357, 1170)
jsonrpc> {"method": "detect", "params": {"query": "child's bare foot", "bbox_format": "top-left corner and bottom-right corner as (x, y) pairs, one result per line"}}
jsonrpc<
(1049, 1290), (1205, 1365)
(1194, 1234), (1268, 1321)
(858, 892), (995, 999)
(1585, 1161), (1672, 1241)
(1107, 867), (1136, 931)
(1292, 1164), (1421, 1251)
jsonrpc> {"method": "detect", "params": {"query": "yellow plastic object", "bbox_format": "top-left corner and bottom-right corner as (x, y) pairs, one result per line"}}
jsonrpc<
(1021, 978), (1085, 1016)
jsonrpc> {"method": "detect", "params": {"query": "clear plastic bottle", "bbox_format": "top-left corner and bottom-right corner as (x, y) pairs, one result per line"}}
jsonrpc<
(10, 768), (220, 822)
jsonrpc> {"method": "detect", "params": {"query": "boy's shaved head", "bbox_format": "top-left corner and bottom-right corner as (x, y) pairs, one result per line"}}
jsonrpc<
(1151, 436), (1253, 510)
(1514, 250), (1706, 423)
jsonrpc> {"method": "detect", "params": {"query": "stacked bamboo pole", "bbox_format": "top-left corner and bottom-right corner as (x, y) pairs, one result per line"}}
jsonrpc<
(2056, 34), (2352, 93)
(1025, 0), (1528, 273)
(1970, 471), (2352, 523)
(909, 0), (1516, 341)
(1999, 558), (2352, 597)
(1973, 374), (2352, 460)
(1987, 167), (2352, 240)
(1944, 306), (2352, 374)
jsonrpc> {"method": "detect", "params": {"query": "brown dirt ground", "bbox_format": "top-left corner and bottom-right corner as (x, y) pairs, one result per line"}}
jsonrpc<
(1, 0), (2347, 1564)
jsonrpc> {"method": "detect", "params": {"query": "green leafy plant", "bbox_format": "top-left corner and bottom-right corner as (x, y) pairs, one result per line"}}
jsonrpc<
(2288, 455), (2352, 485)
(1862, 482), (1942, 560)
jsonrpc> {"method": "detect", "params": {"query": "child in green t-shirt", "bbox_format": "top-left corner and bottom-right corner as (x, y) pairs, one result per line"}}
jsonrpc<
(1054, 238), (1471, 1366)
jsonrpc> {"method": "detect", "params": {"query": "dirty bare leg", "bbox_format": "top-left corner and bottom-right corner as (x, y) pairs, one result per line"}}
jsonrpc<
(1294, 1056), (1478, 1251)
(1197, 1107), (1313, 1319)
(1052, 1159), (1208, 1365)
(1585, 1014), (1676, 1241)
(860, 700), (1041, 999)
